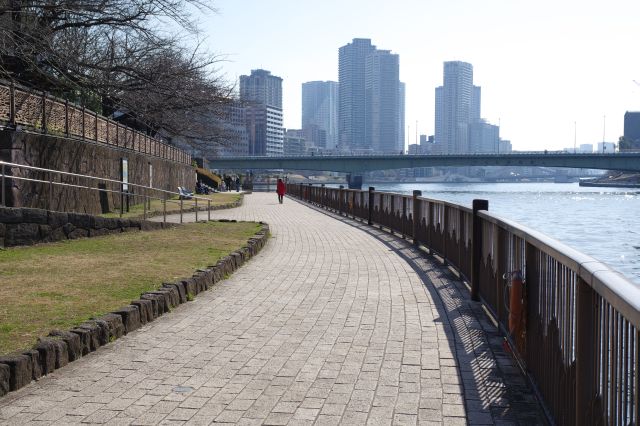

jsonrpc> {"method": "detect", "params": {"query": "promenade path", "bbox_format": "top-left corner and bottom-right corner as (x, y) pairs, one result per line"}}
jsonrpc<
(0, 193), (546, 425)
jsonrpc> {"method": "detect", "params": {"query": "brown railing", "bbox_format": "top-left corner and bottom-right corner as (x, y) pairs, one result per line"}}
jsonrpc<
(0, 81), (191, 165)
(289, 183), (640, 426)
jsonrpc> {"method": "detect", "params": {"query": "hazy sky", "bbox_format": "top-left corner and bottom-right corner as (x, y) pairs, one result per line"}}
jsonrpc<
(203, 0), (640, 151)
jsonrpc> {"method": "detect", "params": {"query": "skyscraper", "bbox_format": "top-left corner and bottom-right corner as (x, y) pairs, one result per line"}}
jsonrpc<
(365, 50), (400, 153)
(398, 82), (406, 152)
(434, 61), (474, 154)
(239, 69), (284, 156)
(338, 38), (376, 151)
(338, 38), (403, 153)
(301, 81), (338, 150)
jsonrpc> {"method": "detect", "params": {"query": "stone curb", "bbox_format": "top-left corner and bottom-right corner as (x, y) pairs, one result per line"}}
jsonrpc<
(0, 221), (270, 397)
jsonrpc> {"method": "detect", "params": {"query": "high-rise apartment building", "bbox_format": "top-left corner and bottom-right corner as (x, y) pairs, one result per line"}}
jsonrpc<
(301, 81), (338, 150)
(434, 61), (487, 154)
(398, 82), (406, 152)
(469, 120), (499, 153)
(365, 50), (400, 153)
(338, 38), (403, 153)
(339, 38), (376, 151)
(239, 69), (284, 156)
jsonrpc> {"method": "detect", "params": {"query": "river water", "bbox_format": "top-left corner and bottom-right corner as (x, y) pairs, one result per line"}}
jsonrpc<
(368, 182), (640, 284)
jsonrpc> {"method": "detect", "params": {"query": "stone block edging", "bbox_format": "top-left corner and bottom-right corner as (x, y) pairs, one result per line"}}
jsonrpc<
(0, 221), (270, 398)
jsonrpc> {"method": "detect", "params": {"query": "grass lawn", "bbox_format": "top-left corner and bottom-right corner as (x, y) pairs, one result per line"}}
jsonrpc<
(0, 221), (261, 354)
(102, 192), (243, 219)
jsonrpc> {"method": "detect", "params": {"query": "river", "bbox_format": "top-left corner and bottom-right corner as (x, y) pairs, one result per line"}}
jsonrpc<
(367, 182), (640, 284)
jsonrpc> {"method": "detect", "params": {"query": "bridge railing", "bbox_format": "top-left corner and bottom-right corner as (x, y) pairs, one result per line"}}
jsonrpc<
(288, 182), (640, 426)
(0, 80), (191, 165)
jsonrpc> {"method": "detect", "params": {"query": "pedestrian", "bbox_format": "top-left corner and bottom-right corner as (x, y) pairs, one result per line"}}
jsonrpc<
(276, 178), (286, 204)
(235, 176), (240, 192)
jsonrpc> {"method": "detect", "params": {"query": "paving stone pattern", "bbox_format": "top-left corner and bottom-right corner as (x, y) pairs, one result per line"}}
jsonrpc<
(0, 193), (546, 425)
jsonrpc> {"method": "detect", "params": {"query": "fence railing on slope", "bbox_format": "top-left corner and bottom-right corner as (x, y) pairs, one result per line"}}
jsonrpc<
(288, 182), (640, 426)
(0, 81), (191, 165)
(1, 161), (213, 224)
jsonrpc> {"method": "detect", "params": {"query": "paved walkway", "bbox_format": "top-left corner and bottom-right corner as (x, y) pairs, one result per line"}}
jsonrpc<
(0, 193), (546, 425)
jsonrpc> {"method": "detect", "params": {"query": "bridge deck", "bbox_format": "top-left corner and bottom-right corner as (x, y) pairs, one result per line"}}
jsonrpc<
(0, 193), (545, 425)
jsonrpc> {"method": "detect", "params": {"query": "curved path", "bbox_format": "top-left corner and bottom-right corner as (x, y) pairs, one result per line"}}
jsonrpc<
(0, 193), (545, 425)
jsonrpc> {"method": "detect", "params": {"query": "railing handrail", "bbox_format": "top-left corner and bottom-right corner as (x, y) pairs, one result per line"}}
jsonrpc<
(478, 209), (640, 327)
(0, 79), (192, 165)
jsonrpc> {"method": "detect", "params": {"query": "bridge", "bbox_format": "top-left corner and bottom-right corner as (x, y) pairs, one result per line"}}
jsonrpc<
(212, 152), (640, 174)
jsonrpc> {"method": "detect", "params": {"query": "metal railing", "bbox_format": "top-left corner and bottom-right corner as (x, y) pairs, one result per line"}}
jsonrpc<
(1, 161), (213, 223)
(288, 182), (640, 426)
(0, 81), (191, 165)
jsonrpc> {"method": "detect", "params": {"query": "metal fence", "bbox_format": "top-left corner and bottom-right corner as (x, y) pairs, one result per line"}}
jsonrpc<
(0, 81), (191, 165)
(1, 161), (212, 224)
(289, 183), (640, 426)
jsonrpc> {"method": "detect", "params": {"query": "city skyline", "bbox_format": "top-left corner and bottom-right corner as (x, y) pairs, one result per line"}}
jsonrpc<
(204, 0), (640, 152)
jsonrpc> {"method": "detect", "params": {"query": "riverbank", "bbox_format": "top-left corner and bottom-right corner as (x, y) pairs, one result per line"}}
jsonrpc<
(579, 172), (640, 188)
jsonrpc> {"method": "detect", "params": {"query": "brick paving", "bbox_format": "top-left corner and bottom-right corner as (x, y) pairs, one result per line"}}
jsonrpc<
(0, 193), (546, 425)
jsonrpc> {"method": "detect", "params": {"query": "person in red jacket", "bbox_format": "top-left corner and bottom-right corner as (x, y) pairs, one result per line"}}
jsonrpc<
(276, 178), (286, 204)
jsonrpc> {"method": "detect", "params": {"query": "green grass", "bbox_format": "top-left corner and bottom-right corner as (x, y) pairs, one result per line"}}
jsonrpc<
(0, 221), (261, 354)
(101, 192), (242, 219)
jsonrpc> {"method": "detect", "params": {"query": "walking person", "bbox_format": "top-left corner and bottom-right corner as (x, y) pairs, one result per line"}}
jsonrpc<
(276, 178), (286, 204)
(235, 176), (240, 192)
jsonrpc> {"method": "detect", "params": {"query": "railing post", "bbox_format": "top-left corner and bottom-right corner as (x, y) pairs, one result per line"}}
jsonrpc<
(308, 183), (312, 202)
(195, 197), (198, 222)
(575, 278), (596, 426)
(81, 105), (85, 139)
(95, 111), (98, 141)
(41, 91), (47, 133)
(402, 196), (407, 238)
(208, 199), (211, 221)
(64, 99), (69, 136)
(338, 185), (344, 215)
(163, 195), (167, 224)
(48, 173), (53, 210)
(1, 163), (5, 206)
(471, 199), (489, 302)
(412, 190), (422, 245)
(368, 186), (375, 225)
(9, 82), (15, 127)
(143, 190), (147, 220)
(180, 198), (183, 224)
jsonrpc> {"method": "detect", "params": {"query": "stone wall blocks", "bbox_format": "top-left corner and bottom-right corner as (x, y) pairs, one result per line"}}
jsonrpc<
(112, 305), (141, 334)
(180, 278), (197, 297)
(140, 293), (165, 316)
(48, 330), (82, 362)
(0, 354), (33, 391)
(68, 212), (92, 229)
(163, 282), (186, 304)
(33, 339), (58, 375)
(47, 211), (68, 228)
(0, 207), (23, 223)
(0, 363), (9, 397)
(67, 228), (89, 239)
(95, 314), (125, 341)
(77, 320), (108, 348)
(130, 299), (154, 324)
(5, 222), (40, 246)
(22, 349), (42, 381)
(69, 327), (93, 355)
(22, 208), (48, 224)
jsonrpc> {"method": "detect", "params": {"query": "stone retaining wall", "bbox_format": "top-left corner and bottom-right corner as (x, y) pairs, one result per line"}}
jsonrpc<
(0, 129), (195, 214)
(0, 222), (270, 397)
(0, 206), (164, 247)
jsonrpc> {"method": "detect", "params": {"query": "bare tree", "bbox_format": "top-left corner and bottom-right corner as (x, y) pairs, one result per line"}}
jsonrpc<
(0, 0), (235, 147)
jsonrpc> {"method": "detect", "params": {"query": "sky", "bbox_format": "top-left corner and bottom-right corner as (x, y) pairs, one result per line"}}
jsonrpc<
(200, 0), (640, 151)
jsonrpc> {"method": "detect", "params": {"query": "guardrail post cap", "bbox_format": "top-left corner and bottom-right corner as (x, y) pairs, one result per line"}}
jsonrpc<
(368, 186), (375, 192)
(413, 190), (422, 196)
(472, 199), (489, 211)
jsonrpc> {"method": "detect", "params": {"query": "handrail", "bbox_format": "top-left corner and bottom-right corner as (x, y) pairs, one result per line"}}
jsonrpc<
(1, 160), (213, 223)
(288, 182), (640, 426)
(0, 80), (192, 165)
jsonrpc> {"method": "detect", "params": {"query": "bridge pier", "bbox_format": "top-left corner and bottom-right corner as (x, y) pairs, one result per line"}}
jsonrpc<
(346, 174), (363, 190)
